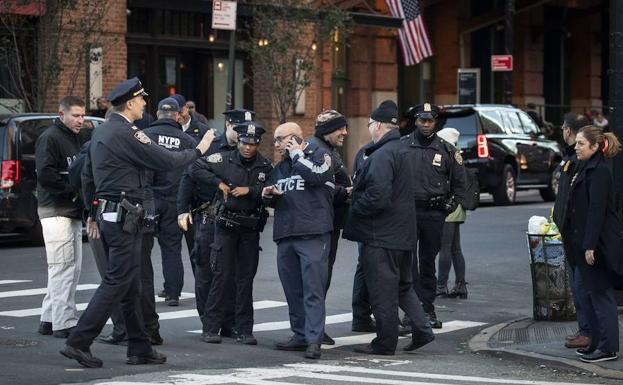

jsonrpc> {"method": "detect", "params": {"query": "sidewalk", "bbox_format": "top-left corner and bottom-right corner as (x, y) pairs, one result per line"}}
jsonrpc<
(469, 317), (623, 380)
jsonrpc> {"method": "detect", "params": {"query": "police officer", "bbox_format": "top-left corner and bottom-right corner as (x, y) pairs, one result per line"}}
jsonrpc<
(189, 122), (272, 344)
(264, 122), (334, 360)
(143, 98), (198, 306)
(177, 108), (253, 338)
(402, 103), (467, 329)
(60, 78), (215, 368)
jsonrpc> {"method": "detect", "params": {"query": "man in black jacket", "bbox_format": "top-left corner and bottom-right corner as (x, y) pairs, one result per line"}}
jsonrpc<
(552, 112), (592, 350)
(144, 97), (198, 307)
(403, 103), (467, 329)
(344, 100), (434, 355)
(36, 96), (85, 339)
(306, 110), (351, 345)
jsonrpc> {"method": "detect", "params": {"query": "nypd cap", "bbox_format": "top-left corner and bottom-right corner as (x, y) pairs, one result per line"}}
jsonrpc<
(157, 97), (180, 112)
(409, 103), (440, 120)
(107, 77), (148, 106)
(234, 121), (265, 144)
(224, 108), (255, 124)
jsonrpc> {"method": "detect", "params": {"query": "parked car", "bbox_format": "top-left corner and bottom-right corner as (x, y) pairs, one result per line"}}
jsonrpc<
(432, 105), (562, 205)
(0, 113), (103, 241)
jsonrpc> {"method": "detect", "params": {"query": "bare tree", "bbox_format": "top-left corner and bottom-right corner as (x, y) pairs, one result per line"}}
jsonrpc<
(0, 0), (111, 112)
(240, 1), (351, 124)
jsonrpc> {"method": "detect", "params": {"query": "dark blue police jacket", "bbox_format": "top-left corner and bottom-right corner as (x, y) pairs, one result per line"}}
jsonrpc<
(264, 142), (334, 241)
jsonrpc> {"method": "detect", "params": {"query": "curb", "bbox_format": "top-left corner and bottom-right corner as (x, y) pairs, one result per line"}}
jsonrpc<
(468, 319), (623, 380)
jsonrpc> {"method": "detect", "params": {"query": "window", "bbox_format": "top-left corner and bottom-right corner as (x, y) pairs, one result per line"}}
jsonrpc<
(501, 111), (524, 134)
(518, 111), (540, 135)
(440, 113), (478, 136)
(479, 110), (504, 134)
(19, 119), (54, 157)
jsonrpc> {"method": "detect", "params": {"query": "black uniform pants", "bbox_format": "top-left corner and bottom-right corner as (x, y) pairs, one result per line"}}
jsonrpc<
(155, 199), (184, 298)
(352, 242), (372, 327)
(87, 234), (126, 340)
(195, 217), (235, 331)
(138, 233), (161, 337)
(412, 209), (446, 314)
(362, 244), (432, 354)
(67, 219), (151, 357)
(205, 226), (260, 335)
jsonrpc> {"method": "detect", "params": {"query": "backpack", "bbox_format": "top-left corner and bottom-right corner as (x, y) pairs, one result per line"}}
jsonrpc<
(463, 167), (480, 210)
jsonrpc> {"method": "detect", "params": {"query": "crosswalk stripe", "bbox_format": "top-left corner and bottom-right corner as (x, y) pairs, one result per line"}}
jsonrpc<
(323, 320), (487, 349)
(0, 292), (196, 317)
(187, 309), (350, 334)
(0, 280), (32, 285)
(0, 284), (99, 299)
(109, 300), (287, 325)
(151, 364), (596, 385)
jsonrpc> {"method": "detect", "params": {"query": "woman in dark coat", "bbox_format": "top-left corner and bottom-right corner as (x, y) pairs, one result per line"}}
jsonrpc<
(563, 125), (622, 363)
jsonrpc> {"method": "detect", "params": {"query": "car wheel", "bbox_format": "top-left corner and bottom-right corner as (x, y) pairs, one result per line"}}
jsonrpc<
(539, 168), (560, 202)
(492, 164), (516, 205)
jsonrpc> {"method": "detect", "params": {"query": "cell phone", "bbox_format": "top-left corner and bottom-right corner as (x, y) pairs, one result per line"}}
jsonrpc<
(292, 135), (303, 145)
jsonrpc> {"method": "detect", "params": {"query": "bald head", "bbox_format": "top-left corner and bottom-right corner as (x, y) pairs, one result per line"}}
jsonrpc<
(274, 122), (303, 138)
(273, 122), (304, 156)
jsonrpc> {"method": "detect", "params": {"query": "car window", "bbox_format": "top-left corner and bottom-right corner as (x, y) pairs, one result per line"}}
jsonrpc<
(19, 118), (54, 157)
(501, 111), (524, 135)
(438, 112), (478, 136)
(20, 118), (95, 157)
(518, 111), (540, 135)
(479, 110), (504, 134)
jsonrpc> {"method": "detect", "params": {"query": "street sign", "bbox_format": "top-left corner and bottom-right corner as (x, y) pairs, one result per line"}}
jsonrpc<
(212, 0), (237, 31)
(457, 68), (480, 104)
(491, 55), (513, 71)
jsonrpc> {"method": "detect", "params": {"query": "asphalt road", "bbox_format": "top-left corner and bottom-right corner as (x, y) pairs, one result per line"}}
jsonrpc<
(0, 192), (617, 385)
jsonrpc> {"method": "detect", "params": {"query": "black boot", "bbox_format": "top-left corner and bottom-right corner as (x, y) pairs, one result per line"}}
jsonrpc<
(449, 281), (468, 299)
(436, 284), (449, 298)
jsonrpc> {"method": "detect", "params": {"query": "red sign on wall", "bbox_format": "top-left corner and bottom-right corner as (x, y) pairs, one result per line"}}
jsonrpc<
(491, 55), (513, 72)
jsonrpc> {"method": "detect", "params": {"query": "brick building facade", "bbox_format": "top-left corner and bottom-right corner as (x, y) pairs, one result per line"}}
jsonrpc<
(1, 0), (609, 166)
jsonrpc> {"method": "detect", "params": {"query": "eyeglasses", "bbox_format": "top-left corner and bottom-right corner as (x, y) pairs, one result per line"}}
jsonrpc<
(272, 134), (295, 145)
(367, 121), (377, 128)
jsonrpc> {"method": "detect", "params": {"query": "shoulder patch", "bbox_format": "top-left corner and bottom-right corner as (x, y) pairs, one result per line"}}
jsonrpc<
(324, 153), (332, 167)
(134, 130), (151, 144)
(454, 151), (463, 165)
(207, 153), (223, 163)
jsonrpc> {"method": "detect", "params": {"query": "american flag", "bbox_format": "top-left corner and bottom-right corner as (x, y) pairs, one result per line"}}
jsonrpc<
(385, 0), (433, 66)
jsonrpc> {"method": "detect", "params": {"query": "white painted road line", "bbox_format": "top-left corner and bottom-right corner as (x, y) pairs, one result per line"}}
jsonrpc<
(0, 292), (196, 318)
(95, 364), (601, 385)
(285, 364), (595, 385)
(0, 284), (99, 299)
(120, 300), (288, 325)
(323, 320), (487, 349)
(187, 300), (290, 333)
(0, 280), (32, 285)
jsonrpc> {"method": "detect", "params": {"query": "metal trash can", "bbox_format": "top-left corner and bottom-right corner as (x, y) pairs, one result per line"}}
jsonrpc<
(526, 233), (576, 321)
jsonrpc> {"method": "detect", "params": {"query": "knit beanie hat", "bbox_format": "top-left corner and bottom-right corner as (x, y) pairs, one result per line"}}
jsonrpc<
(315, 110), (347, 137)
(371, 100), (399, 124)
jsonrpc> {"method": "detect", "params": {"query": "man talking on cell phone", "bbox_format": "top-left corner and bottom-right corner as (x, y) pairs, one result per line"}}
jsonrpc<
(262, 122), (334, 360)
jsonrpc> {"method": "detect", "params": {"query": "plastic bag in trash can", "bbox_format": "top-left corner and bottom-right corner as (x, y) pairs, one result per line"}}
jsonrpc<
(528, 216), (549, 234)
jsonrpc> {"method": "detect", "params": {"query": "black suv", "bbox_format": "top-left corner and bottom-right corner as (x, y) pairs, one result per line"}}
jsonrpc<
(0, 113), (102, 240)
(434, 105), (562, 205)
